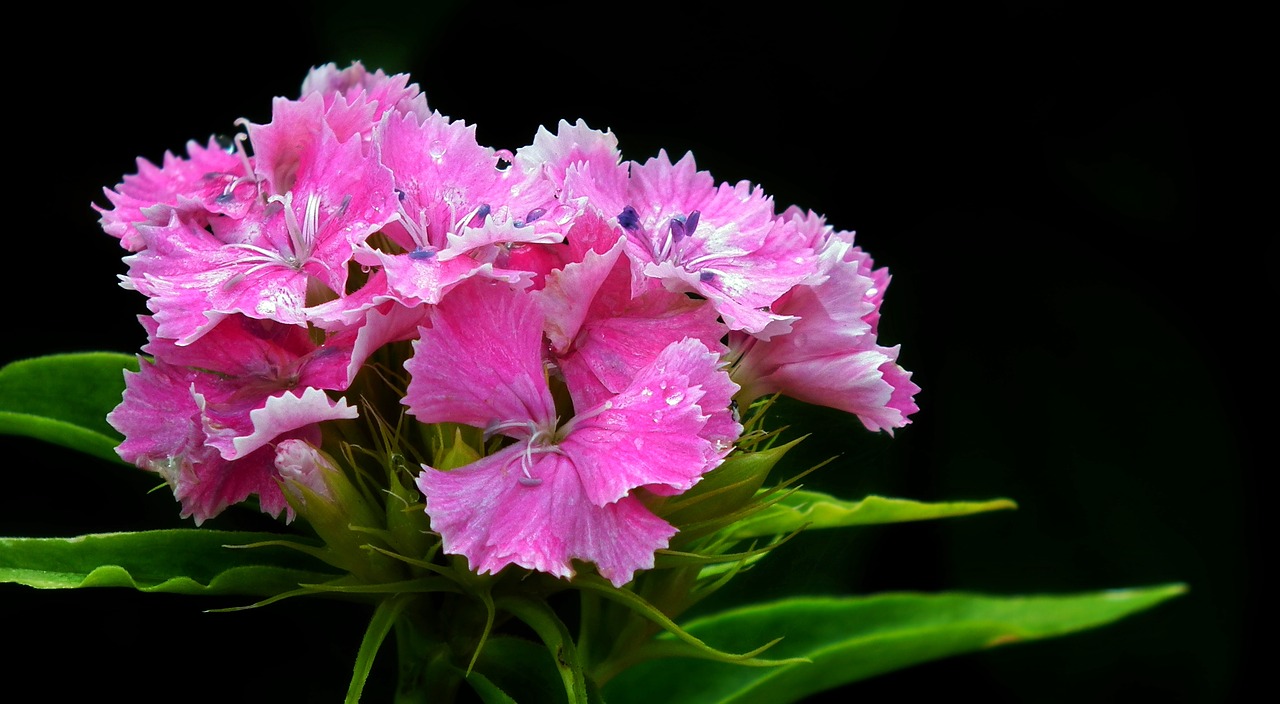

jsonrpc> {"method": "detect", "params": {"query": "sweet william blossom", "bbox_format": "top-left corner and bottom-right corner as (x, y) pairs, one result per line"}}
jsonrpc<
(561, 148), (816, 337)
(730, 210), (920, 433)
(122, 92), (398, 345)
(108, 315), (359, 523)
(404, 279), (739, 587)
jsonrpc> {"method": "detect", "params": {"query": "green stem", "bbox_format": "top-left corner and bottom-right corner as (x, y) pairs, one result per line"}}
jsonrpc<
(497, 595), (590, 704)
(578, 588), (601, 670)
(393, 602), (462, 704)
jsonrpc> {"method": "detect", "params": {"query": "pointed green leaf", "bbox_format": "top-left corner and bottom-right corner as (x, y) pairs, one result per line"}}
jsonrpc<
(0, 529), (340, 596)
(0, 352), (138, 465)
(602, 584), (1187, 704)
(728, 491), (1016, 539)
(347, 594), (411, 704)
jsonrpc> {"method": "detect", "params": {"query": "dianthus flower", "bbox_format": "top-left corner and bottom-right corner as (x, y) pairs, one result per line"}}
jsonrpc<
(94, 60), (918, 580)
(404, 278), (739, 587)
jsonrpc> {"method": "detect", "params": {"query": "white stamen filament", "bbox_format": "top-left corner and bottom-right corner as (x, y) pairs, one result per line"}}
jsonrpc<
(394, 199), (432, 251)
(268, 192), (322, 265)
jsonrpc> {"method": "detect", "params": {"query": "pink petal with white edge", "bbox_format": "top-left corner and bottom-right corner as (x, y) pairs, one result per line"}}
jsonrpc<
(206, 387), (358, 460)
(419, 449), (676, 588)
(730, 231), (919, 432)
(357, 245), (530, 308)
(561, 338), (736, 507)
(751, 345), (920, 434)
(403, 279), (556, 431)
(514, 119), (622, 195)
(107, 357), (310, 524)
(95, 137), (254, 252)
(344, 301), (429, 385)
(300, 60), (430, 122)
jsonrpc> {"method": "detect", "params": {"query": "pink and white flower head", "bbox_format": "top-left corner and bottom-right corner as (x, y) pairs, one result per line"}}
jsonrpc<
(97, 62), (919, 577)
(730, 210), (920, 433)
(560, 149), (817, 338)
(123, 93), (398, 345)
(404, 278), (740, 587)
(300, 60), (431, 125)
(108, 315), (359, 523)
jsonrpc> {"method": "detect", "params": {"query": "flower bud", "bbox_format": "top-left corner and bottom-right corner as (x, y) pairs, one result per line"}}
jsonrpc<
(275, 440), (400, 583)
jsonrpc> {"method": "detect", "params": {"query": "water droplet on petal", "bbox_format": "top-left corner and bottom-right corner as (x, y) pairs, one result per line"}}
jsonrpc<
(665, 391), (684, 406)
(429, 140), (447, 159)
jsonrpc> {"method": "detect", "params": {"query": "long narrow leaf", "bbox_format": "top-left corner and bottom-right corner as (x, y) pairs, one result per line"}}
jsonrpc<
(0, 353), (137, 465)
(0, 530), (339, 596)
(601, 584), (1186, 704)
(347, 594), (411, 704)
(728, 491), (1016, 539)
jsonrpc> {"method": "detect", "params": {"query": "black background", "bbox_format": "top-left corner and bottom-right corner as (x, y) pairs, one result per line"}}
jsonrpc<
(2, 2), (1260, 701)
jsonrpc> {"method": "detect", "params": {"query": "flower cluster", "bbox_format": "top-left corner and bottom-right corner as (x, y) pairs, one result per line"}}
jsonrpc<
(98, 62), (918, 589)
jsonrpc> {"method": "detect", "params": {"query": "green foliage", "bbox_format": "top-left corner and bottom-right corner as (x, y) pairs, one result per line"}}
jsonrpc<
(602, 585), (1187, 704)
(0, 353), (1189, 702)
(728, 490), (1017, 539)
(0, 353), (138, 465)
(0, 529), (339, 596)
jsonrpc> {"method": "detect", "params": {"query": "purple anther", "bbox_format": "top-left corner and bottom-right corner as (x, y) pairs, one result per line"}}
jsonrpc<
(525, 207), (546, 223)
(618, 205), (641, 231)
(468, 203), (491, 228)
(699, 270), (716, 283)
(395, 188), (407, 201)
(684, 210), (701, 236)
(669, 214), (687, 241)
(409, 248), (436, 260)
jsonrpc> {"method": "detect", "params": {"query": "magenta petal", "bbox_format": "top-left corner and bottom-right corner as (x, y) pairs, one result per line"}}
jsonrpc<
(561, 338), (736, 507)
(418, 450), (676, 587)
(403, 279), (555, 430)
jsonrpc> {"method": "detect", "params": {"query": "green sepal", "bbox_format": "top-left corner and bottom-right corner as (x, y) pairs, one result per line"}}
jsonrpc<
(658, 439), (802, 529)
(0, 352), (138, 465)
(728, 491), (1017, 539)
(601, 584), (1187, 704)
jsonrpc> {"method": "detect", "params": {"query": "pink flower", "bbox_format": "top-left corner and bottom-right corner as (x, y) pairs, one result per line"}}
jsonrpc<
(560, 149), (816, 337)
(730, 210), (920, 433)
(404, 279), (739, 586)
(95, 137), (257, 253)
(122, 94), (398, 345)
(108, 315), (359, 523)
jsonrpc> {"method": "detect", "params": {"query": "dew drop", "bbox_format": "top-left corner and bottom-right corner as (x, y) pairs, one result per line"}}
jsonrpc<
(665, 391), (684, 406)
(429, 140), (447, 159)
